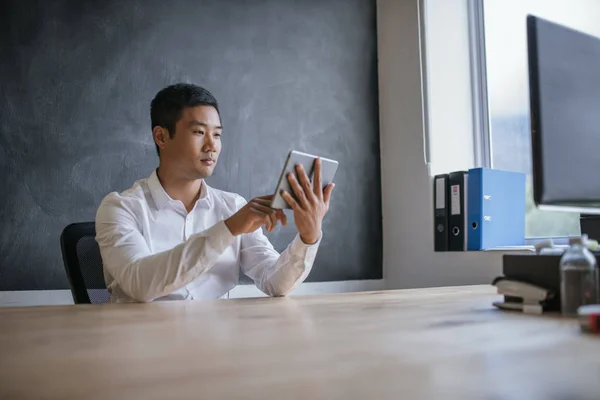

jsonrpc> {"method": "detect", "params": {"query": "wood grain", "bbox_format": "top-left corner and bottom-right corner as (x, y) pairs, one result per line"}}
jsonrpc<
(1, 285), (599, 399)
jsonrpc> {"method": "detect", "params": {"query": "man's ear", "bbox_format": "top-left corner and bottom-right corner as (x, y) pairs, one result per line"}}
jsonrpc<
(153, 126), (169, 152)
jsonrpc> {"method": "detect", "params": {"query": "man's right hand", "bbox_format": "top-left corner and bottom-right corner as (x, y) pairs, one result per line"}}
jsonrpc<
(224, 195), (287, 235)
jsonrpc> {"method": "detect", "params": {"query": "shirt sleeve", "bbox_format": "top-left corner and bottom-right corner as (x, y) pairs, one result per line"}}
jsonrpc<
(236, 197), (321, 297)
(95, 194), (235, 302)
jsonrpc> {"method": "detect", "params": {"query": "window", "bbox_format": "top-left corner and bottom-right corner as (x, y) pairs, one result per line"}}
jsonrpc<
(423, 0), (476, 177)
(481, 0), (600, 238)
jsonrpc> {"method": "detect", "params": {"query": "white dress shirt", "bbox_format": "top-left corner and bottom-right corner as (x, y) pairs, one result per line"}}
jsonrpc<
(94, 170), (320, 303)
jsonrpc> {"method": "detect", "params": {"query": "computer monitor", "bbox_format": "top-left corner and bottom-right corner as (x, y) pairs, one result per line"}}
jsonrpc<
(527, 15), (600, 214)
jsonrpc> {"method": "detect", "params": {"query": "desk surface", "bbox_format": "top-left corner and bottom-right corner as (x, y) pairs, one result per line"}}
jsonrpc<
(1, 285), (599, 399)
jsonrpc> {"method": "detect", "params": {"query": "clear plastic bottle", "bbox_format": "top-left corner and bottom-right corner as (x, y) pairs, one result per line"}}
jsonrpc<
(560, 235), (599, 316)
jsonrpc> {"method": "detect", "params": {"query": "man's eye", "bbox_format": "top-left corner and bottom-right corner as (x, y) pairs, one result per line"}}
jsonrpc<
(214, 133), (222, 138)
(193, 130), (204, 135)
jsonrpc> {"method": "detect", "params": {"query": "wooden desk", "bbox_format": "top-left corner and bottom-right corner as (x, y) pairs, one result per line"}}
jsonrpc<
(1, 285), (599, 399)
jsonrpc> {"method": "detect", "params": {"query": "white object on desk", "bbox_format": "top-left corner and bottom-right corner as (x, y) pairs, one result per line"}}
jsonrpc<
(492, 279), (553, 315)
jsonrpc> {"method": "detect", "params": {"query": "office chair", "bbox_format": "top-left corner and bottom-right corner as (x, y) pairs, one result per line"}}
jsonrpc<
(60, 222), (110, 304)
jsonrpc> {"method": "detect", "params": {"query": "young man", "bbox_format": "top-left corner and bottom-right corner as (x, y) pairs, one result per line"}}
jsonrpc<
(95, 83), (334, 302)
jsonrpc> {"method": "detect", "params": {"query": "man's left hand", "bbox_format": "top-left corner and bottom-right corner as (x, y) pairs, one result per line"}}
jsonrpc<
(281, 158), (335, 244)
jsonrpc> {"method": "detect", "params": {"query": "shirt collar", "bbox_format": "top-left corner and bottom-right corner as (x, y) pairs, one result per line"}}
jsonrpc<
(147, 170), (212, 211)
(147, 170), (171, 210)
(196, 180), (212, 210)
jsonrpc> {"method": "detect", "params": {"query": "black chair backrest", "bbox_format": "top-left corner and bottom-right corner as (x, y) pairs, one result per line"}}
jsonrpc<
(60, 222), (110, 304)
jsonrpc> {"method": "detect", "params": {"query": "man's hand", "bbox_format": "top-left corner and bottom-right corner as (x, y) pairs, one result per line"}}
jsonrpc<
(225, 195), (287, 236)
(281, 158), (335, 244)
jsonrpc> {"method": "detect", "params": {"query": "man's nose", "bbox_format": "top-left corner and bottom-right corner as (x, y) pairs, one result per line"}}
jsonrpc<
(202, 135), (217, 152)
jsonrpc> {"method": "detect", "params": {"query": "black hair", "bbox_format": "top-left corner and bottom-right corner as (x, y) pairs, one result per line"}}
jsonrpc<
(150, 83), (220, 155)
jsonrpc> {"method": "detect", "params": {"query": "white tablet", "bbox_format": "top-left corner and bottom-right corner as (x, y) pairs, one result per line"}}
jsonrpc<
(270, 150), (339, 209)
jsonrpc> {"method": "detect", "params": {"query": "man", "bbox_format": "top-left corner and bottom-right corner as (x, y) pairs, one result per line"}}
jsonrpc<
(95, 83), (334, 302)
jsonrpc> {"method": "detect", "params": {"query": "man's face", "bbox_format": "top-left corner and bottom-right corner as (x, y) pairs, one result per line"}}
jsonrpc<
(160, 105), (222, 179)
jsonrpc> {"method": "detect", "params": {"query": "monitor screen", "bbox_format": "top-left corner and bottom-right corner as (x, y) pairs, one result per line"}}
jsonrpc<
(527, 15), (600, 213)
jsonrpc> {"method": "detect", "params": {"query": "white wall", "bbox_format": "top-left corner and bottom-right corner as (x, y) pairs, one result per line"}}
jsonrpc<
(377, 0), (503, 290)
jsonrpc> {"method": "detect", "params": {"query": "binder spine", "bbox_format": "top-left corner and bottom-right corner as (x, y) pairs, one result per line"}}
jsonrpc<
(433, 174), (449, 251)
(463, 174), (469, 249)
(467, 169), (483, 250)
(448, 171), (467, 251)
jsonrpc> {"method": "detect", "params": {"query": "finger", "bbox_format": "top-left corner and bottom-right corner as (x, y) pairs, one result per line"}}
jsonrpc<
(251, 202), (277, 217)
(323, 183), (335, 205)
(250, 206), (273, 231)
(296, 165), (316, 204)
(251, 203), (278, 231)
(313, 158), (323, 199)
(281, 190), (300, 211)
(252, 199), (287, 226)
(255, 194), (274, 201)
(287, 172), (309, 209)
(254, 197), (274, 207)
(276, 209), (287, 226)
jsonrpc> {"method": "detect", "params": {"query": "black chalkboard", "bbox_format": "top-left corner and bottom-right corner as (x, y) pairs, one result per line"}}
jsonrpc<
(0, 0), (382, 290)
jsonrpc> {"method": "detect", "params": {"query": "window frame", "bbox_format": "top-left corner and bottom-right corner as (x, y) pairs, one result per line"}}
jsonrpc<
(467, 0), (492, 170)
